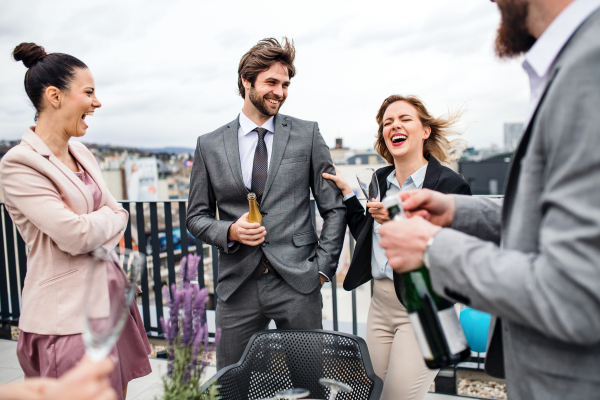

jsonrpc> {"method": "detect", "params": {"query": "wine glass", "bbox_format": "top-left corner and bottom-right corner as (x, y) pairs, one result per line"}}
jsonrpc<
(319, 378), (353, 400)
(274, 388), (310, 399)
(83, 247), (143, 361)
(356, 168), (379, 201)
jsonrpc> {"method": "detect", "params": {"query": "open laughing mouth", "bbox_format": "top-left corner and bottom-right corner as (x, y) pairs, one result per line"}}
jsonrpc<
(390, 133), (407, 146)
(81, 112), (93, 128)
(265, 98), (281, 106)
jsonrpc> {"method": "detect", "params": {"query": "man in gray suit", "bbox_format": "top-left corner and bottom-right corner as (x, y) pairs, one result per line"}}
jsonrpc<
(187, 38), (345, 370)
(379, 0), (600, 398)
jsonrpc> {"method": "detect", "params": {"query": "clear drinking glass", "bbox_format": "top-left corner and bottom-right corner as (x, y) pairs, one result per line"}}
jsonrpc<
(83, 248), (143, 361)
(356, 168), (379, 201)
(319, 378), (353, 400)
(274, 388), (310, 399)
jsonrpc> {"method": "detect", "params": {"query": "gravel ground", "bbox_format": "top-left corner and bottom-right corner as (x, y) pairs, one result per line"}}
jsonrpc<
(458, 379), (507, 399)
(149, 342), (216, 366)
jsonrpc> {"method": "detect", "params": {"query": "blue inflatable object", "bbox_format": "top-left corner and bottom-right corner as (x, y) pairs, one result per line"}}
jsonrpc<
(459, 307), (491, 353)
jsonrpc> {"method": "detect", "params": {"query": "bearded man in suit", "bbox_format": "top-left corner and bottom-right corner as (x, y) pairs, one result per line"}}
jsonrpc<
(379, 0), (600, 398)
(187, 38), (346, 370)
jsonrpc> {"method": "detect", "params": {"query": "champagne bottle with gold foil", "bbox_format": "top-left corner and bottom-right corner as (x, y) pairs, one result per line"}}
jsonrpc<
(247, 193), (263, 226)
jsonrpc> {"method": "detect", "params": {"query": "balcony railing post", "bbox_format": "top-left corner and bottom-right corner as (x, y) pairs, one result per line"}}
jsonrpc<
(212, 246), (218, 296)
(163, 202), (176, 290)
(349, 235), (357, 335)
(178, 202), (189, 258)
(16, 233), (27, 290)
(331, 273), (339, 332)
(195, 238), (205, 289)
(149, 203), (164, 335)
(122, 203), (133, 250)
(3, 208), (20, 321)
(135, 202), (151, 333)
(0, 206), (10, 323)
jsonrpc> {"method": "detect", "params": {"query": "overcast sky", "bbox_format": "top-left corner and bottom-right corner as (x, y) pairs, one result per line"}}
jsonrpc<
(0, 0), (530, 151)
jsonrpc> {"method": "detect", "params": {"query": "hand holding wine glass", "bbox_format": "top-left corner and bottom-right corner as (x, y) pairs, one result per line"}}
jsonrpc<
(356, 168), (379, 202)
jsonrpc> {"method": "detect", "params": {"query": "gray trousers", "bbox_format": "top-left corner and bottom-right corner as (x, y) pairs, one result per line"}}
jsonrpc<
(215, 271), (323, 370)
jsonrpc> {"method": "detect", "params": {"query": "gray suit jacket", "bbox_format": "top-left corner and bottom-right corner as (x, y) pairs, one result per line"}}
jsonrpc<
(428, 9), (600, 399)
(187, 113), (346, 301)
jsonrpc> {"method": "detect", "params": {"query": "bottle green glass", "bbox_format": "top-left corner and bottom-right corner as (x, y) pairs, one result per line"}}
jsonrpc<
(382, 195), (471, 369)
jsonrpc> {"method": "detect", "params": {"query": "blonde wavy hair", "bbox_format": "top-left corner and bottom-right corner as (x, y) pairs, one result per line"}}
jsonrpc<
(374, 94), (467, 166)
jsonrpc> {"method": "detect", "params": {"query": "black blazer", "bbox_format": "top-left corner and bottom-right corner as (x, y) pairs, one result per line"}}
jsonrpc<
(342, 155), (472, 305)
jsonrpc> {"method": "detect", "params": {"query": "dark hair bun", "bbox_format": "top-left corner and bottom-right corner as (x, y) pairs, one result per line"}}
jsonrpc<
(13, 43), (47, 68)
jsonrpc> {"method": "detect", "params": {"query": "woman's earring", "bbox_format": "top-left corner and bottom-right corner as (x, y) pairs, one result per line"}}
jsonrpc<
(56, 103), (60, 108)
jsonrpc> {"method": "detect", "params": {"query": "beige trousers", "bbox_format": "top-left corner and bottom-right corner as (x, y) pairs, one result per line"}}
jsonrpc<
(366, 278), (438, 400)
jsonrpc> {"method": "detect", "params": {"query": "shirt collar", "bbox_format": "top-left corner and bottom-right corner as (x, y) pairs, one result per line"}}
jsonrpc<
(523, 0), (600, 79)
(239, 111), (275, 136)
(387, 163), (428, 190)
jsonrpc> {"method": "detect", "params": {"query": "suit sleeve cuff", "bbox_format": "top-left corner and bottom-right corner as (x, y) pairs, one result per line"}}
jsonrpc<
(319, 271), (330, 282)
(343, 192), (356, 202)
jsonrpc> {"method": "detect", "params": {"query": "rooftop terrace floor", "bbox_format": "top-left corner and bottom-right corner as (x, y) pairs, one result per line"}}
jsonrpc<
(0, 339), (461, 399)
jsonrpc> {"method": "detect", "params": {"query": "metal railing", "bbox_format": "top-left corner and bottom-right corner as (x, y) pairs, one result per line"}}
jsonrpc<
(0, 199), (363, 339)
(0, 196), (504, 338)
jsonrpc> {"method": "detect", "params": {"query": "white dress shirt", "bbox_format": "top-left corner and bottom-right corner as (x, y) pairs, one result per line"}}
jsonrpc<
(522, 0), (600, 126)
(227, 112), (275, 249)
(238, 111), (275, 190)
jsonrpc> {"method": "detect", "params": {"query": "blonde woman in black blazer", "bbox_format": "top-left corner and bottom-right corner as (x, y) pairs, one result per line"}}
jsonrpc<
(324, 95), (471, 400)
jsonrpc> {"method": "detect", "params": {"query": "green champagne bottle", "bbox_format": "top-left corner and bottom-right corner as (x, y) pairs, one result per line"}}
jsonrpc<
(382, 195), (471, 369)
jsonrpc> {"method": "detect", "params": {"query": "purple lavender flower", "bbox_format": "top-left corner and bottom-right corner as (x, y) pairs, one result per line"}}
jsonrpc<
(181, 286), (194, 347)
(186, 254), (200, 283)
(193, 325), (205, 357)
(160, 316), (170, 340)
(160, 254), (221, 393)
(169, 285), (183, 346)
(179, 255), (188, 282)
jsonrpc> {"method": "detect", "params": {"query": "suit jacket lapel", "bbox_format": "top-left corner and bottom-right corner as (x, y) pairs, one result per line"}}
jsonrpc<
(378, 166), (392, 200)
(21, 129), (94, 213)
(422, 155), (442, 190)
(223, 117), (248, 196)
(502, 67), (560, 227)
(261, 114), (290, 202)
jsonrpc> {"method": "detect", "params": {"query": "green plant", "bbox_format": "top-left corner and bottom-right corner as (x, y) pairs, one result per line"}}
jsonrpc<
(159, 254), (220, 400)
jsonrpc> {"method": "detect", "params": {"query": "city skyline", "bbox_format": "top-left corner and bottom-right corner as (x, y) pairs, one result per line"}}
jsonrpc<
(0, 0), (529, 151)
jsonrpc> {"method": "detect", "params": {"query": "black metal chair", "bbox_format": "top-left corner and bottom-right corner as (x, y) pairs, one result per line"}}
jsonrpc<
(200, 330), (383, 400)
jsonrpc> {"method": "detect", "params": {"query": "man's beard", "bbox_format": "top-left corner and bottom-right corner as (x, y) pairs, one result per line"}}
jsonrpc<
(495, 0), (537, 59)
(249, 86), (284, 117)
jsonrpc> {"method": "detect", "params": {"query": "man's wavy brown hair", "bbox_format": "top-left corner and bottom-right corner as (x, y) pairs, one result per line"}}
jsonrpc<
(238, 37), (296, 99)
(374, 94), (467, 166)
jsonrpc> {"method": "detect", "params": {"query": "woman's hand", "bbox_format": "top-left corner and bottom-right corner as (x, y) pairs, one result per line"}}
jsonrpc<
(0, 356), (116, 400)
(322, 165), (353, 197)
(367, 201), (389, 224)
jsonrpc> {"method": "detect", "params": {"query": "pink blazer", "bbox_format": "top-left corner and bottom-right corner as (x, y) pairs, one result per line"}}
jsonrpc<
(0, 128), (128, 335)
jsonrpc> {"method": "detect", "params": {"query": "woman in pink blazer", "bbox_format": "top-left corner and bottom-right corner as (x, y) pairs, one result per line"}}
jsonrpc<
(1, 43), (151, 400)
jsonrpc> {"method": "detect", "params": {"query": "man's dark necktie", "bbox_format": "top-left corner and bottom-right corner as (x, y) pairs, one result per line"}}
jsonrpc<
(251, 127), (268, 203)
